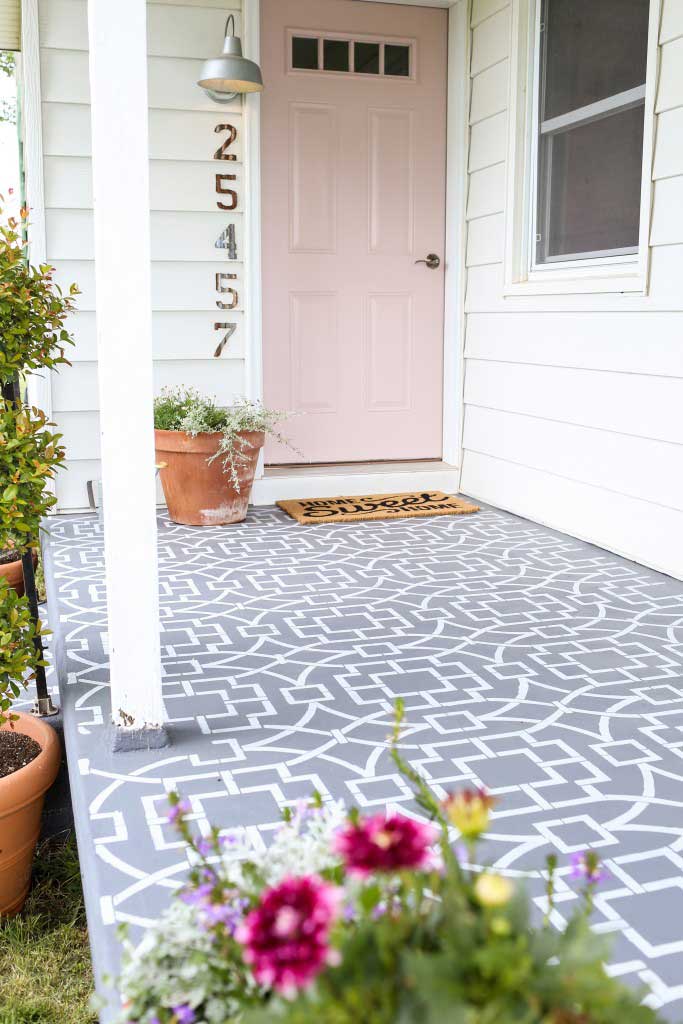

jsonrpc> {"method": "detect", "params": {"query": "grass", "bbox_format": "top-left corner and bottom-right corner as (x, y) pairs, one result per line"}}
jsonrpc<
(0, 836), (96, 1024)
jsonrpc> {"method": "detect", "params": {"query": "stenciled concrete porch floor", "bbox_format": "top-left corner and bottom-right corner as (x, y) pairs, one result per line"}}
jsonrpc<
(43, 504), (683, 1020)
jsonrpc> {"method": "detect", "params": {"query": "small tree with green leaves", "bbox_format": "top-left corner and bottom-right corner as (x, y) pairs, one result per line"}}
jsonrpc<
(0, 205), (77, 388)
(0, 201), (77, 718)
(0, 579), (47, 724)
(0, 204), (76, 551)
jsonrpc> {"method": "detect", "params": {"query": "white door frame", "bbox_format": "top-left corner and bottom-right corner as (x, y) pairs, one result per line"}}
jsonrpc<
(244, 0), (470, 480)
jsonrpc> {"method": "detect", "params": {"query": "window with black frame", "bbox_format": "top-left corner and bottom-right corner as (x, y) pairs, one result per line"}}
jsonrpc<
(534, 0), (650, 266)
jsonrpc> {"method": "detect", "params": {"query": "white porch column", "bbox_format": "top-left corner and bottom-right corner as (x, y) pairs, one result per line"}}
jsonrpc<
(87, 0), (166, 741)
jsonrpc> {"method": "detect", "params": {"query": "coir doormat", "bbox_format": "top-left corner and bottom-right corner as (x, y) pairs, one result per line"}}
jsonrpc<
(277, 491), (480, 525)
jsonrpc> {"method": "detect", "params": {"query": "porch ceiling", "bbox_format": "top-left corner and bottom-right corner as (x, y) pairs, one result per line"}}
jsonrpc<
(45, 505), (683, 1020)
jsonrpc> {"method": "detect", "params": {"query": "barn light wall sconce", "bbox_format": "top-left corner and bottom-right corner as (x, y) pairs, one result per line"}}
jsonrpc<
(197, 15), (264, 103)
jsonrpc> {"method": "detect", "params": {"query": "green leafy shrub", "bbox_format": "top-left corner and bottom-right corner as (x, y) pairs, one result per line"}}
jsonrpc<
(0, 200), (75, 722)
(153, 386), (296, 489)
(0, 579), (46, 724)
(0, 205), (77, 384)
(0, 202), (75, 551)
(0, 399), (66, 550)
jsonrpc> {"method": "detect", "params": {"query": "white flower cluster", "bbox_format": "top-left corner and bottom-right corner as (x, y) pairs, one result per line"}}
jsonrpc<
(257, 799), (346, 886)
(117, 899), (248, 1024)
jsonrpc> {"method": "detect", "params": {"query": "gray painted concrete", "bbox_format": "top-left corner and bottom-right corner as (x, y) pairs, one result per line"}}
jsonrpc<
(44, 506), (683, 1020)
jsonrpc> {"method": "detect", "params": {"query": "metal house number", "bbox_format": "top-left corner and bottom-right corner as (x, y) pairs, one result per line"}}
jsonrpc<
(212, 124), (239, 357)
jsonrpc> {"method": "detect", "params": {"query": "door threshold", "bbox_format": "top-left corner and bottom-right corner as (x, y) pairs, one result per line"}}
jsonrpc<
(252, 460), (460, 506)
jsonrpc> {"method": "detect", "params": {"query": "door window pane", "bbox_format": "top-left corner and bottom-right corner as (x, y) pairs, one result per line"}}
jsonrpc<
(355, 41), (380, 75)
(543, 0), (650, 119)
(385, 44), (410, 77)
(292, 36), (319, 70)
(324, 39), (350, 72)
(539, 106), (645, 260)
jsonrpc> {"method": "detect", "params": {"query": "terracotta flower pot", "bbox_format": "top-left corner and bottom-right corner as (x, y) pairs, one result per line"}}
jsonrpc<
(0, 712), (60, 917)
(0, 551), (37, 599)
(155, 429), (265, 527)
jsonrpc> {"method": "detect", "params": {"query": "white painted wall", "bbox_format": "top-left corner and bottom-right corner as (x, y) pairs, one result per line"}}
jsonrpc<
(38, 0), (244, 510)
(460, 0), (683, 580)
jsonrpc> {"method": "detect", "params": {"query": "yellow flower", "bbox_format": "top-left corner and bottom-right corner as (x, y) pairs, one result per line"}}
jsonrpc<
(474, 873), (514, 908)
(442, 788), (496, 838)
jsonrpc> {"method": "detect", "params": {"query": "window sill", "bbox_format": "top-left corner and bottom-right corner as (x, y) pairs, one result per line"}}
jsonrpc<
(503, 264), (648, 298)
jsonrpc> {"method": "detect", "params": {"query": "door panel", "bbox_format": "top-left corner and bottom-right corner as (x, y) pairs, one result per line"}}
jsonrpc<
(261, 0), (448, 464)
(290, 104), (338, 253)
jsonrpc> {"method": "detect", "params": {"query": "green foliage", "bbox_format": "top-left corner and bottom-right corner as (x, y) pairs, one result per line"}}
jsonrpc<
(0, 398), (66, 550)
(0, 201), (75, 721)
(0, 203), (77, 384)
(0, 52), (15, 77)
(153, 387), (228, 433)
(0, 579), (46, 725)
(0, 52), (16, 126)
(154, 386), (296, 489)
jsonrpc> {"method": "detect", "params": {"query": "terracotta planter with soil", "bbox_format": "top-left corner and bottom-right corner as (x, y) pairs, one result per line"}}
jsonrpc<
(155, 429), (265, 527)
(0, 712), (60, 916)
(0, 551), (37, 598)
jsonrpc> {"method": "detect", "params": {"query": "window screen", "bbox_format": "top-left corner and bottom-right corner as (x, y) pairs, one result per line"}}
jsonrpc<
(534, 0), (649, 265)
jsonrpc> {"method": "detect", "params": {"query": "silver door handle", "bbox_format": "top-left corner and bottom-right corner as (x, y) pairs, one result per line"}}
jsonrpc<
(415, 253), (441, 269)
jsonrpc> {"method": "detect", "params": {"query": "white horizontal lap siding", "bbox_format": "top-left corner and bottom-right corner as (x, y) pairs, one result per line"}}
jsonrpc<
(459, 0), (683, 580)
(39, 0), (245, 510)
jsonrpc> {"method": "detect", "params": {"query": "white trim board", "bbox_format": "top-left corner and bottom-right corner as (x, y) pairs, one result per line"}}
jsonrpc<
(357, 0), (456, 6)
(252, 463), (461, 506)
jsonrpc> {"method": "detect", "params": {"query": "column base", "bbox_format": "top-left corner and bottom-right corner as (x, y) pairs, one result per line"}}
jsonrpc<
(110, 724), (170, 752)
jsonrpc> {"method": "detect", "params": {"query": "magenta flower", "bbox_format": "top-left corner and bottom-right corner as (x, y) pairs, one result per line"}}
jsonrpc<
(334, 814), (438, 876)
(235, 875), (341, 995)
(569, 851), (608, 884)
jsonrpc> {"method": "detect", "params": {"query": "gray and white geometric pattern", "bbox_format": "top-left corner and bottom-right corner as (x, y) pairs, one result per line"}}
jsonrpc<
(45, 506), (683, 1018)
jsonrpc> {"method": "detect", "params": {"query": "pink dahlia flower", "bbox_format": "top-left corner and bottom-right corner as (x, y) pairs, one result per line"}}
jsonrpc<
(334, 813), (438, 876)
(235, 875), (341, 996)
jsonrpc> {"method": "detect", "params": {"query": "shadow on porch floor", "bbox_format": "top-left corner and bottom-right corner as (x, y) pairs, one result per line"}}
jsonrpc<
(44, 503), (683, 1020)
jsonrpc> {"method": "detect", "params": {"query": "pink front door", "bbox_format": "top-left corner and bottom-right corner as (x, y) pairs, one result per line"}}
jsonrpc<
(261, 0), (448, 465)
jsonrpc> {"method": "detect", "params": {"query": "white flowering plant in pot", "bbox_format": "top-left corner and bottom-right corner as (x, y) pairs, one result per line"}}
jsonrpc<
(115, 702), (663, 1024)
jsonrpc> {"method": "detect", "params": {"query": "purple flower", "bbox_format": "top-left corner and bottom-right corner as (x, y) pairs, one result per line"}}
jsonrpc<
(371, 900), (388, 920)
(195, 837), (213, 857)
(172, 1006), (196, 1024)
(343, 902), (356, 922)
(219, 832), (239, 850)
(167, 798), (191, 825)
(569, 851), (608, 884)
(180, 882), (214, 906)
